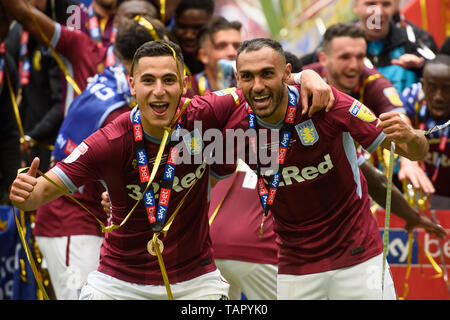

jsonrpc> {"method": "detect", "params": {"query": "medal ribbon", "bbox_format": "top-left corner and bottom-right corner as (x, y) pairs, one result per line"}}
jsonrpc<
(132, 106), (182, 232)
(198, 74), (209, 96)
(88, 5), (117, 67)
(247, 89), (298, 236)
(87, 5), (102, 44)
(430, 126), (449, 183)
(18, 30), (31, 86)
(0, 42), (5, 91)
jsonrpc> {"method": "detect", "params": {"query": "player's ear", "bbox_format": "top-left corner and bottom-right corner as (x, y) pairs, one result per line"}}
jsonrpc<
(128, 76), (136, 96)
(182, 75), (188, 96)
(198, 48), (209, 65)
(317, 51), (327, 67)
(284, 62), (292, 82)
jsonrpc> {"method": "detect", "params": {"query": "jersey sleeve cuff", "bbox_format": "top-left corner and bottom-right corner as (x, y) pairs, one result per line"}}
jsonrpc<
(50, 22), (61, 48)
(50, 165), (78, 194)
(365, 131), (386, 154)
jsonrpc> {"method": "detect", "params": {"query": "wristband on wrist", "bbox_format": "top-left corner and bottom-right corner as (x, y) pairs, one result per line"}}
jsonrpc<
(293, 71), (304, 85)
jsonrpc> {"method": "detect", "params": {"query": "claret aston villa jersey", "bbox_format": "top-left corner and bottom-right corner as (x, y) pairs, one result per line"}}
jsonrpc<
(223, 85), (386, 276)
(52, 90), (247, 285)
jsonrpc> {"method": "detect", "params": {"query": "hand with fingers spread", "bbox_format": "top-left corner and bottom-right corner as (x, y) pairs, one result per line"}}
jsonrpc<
(9, 157), (40, 206)
(297, 70), (335, 117)
(398, 157), (435, 194)
(391, 54), (425, 70)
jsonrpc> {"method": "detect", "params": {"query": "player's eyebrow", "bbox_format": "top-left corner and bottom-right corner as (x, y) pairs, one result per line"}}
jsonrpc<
(238, 66), (276, 76)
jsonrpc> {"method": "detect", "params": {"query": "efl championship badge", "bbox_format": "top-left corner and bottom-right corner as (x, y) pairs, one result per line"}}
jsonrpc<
(295, 119), (319, 146)
(182, 129), (203, 155)
(64, 142), (88, 163)
(349, 100), (376, 122)
(213, 87), (236, 96)
(383, 87), (403, 106)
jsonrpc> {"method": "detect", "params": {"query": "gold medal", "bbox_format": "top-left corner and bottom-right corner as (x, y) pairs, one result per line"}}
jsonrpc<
(147, 237), (164, 256)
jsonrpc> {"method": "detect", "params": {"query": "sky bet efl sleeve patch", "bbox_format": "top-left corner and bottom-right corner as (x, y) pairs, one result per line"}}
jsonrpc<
(213, 87), (240, 107)
(349, 100), (377, 122)
(383, 87), (403, 106)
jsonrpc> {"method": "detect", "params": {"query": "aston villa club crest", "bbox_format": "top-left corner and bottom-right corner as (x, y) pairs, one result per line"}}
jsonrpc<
(182, 128), (203, 155)
(295, 119), (319, 146)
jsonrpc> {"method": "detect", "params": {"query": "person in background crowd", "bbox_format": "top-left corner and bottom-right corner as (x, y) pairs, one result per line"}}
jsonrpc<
(353, 0), (432, 94)
(147, 0), (181, 26)
(401, 54), (450, 209)
(79, 0), (118, 48)
(168, 0), (214, 75)
(186, 16), (241, 98)
(305, 21), (435, 197)
(301, 0), (438, 95)
(391, 0), (438, 55)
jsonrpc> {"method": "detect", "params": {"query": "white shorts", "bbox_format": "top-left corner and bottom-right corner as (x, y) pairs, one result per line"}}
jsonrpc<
(79, 269), (230, 300)
(36, 235), (104, 300)
(215, 259), (277, 300)
(277, 253), (397, 300)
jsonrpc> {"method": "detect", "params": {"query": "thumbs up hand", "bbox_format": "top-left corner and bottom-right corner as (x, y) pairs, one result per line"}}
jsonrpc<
(9, 157), (40, 206)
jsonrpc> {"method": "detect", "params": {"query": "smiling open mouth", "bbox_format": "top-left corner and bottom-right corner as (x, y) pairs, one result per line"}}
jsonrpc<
(150, 102), (169, 116)
(253, 94), (271, 104)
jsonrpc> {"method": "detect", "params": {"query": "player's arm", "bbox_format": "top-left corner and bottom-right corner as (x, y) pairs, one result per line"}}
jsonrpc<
(1, 0), (55, 46)
(360, 160), (446, 239)
(9, 157), (68, 212)
(395, 112), (436, 193)
(377, 112), (429, 161)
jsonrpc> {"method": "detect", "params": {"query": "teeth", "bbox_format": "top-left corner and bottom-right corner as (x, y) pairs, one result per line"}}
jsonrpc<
(254, 95), (270, 101)
(151, 102), (168, 106)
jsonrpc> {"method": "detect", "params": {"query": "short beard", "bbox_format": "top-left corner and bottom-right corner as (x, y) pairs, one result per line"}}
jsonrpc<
(246, 80), (285, 120)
